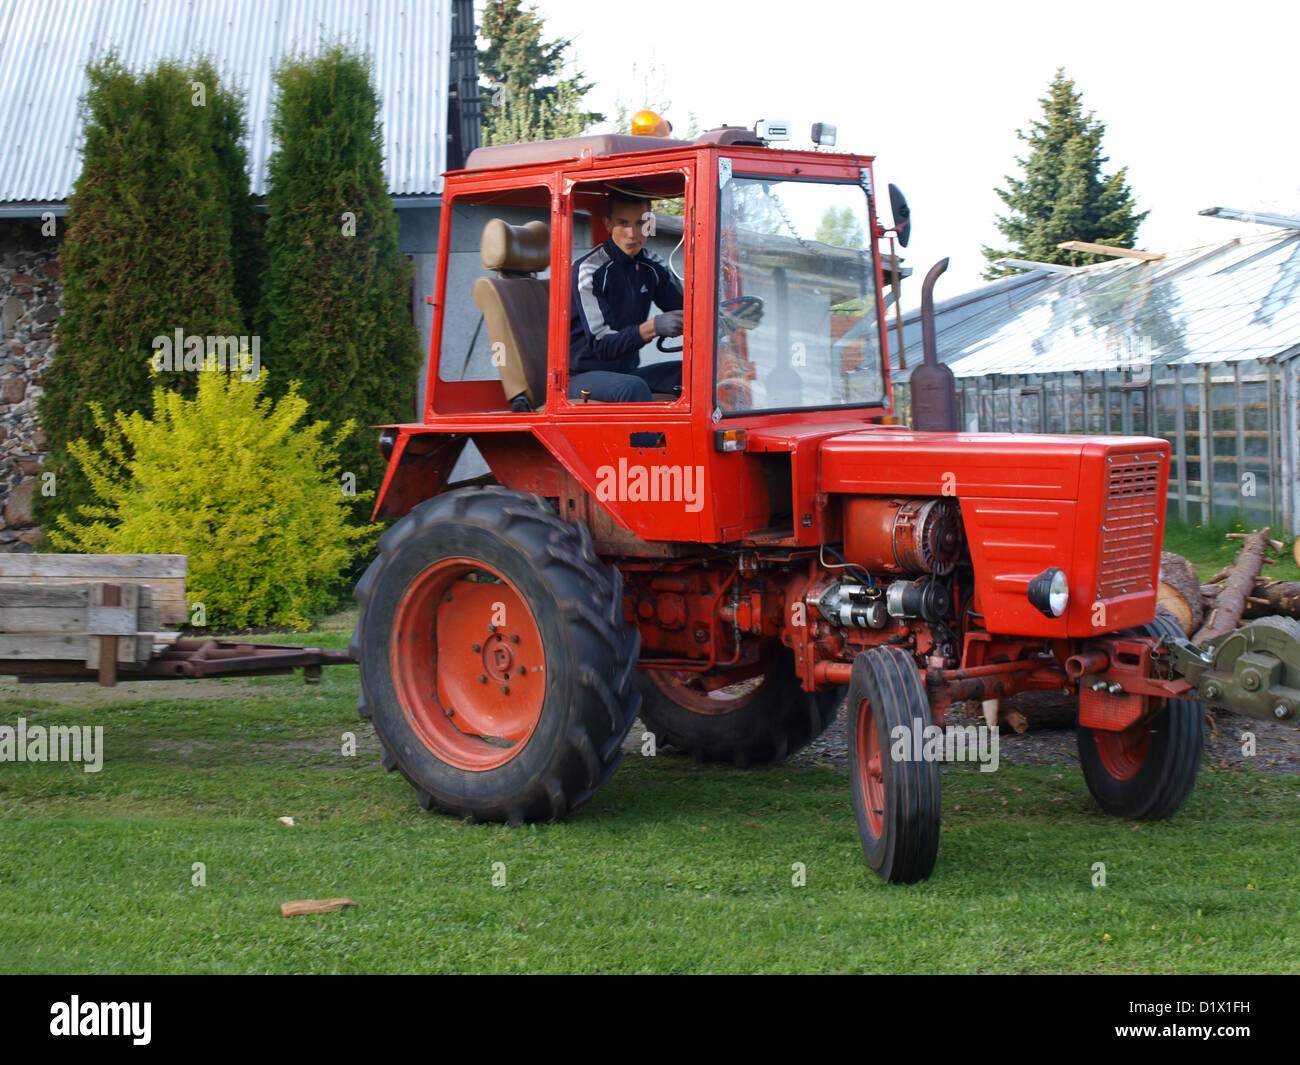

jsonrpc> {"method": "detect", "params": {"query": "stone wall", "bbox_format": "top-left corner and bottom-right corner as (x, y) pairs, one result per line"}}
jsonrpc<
(0, 219), (60, 552)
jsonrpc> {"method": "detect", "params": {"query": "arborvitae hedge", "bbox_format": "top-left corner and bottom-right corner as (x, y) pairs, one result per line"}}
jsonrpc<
(37, 56), (253, 530)
(257, 46), (420, 496)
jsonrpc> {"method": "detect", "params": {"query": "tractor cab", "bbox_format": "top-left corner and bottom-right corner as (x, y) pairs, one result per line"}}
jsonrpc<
(376, 120), (911, 547)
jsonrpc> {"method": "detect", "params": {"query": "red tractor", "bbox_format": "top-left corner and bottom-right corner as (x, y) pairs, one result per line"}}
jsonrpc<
(351, 120), (1300, 882)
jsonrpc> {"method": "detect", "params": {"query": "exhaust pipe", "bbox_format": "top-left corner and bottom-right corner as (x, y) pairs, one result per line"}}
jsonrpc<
(909, 258), (959, 432)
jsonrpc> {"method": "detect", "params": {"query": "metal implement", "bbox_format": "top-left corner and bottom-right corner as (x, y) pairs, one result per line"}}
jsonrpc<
(7, 639), (355, 686)
(1160, 616), (1300, 722)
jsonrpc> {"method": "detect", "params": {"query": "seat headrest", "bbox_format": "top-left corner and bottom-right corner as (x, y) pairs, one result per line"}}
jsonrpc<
(481, 219), (550, 274)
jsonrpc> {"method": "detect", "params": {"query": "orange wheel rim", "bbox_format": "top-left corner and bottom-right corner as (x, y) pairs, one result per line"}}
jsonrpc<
(1094, 722), (1150, 781)
(391, 557), (545, 771)
(647, 669), (766, 716)
(855, 696), (885, 838)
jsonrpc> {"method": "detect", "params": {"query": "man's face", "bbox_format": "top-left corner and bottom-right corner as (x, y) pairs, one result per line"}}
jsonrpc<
(606, 199), (651, 258)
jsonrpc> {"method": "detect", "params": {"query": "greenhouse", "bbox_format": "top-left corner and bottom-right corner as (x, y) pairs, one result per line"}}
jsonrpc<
(893, 229), (1300, 534)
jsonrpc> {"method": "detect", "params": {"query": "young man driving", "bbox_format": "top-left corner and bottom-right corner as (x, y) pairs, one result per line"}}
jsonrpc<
(569, 188), (684, 402)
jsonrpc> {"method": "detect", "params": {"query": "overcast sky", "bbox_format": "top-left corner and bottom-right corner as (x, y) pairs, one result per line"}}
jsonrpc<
(490, 0), (1300, 308)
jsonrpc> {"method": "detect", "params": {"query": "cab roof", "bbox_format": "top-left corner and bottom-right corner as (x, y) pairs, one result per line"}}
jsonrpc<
(463, 127), (778, 171)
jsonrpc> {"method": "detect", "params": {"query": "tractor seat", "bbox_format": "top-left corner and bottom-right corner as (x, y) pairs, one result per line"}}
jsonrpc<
(472, 219), (550, 411)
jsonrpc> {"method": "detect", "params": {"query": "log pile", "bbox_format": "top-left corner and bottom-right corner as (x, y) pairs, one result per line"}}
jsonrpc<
(1160, 527), (1299, 642)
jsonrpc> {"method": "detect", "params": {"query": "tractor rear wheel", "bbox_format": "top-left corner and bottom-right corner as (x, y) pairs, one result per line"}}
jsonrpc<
(848, 645), (941, 884)
(351, 488), (640, 823)
(635, 649), (843, 766)
(1076, 608), (1205, 820)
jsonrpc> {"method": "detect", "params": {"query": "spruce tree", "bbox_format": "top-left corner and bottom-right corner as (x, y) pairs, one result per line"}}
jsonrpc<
(37, 56), (248, 532)
(982, 69), (1147, 279)
(479, 0), (601, 144)
(256, 45), (420, 497)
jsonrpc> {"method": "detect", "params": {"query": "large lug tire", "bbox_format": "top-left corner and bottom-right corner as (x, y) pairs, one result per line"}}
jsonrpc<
(634, 649), (844, 767)
(847, 645), (941, 884)
(1076, 607), (1206, 820)
(350, 487), (640, 824)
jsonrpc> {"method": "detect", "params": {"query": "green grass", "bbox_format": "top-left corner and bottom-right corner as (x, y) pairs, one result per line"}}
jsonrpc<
(2, 619), (1297, 974)
(1163, 514), (1300, 583)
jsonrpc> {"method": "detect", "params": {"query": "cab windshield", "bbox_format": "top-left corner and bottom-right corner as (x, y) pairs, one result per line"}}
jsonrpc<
(715, 175), (884, 413)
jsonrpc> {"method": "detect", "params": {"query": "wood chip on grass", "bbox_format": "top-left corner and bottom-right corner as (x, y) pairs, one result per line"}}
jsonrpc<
(280, 899), (357, 917)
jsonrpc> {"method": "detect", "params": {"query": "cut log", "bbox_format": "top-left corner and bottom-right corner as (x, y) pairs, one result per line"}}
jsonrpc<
(998, 703), (1077, 733)
(1157, 551), (1204, 635)
(1242, 581), (1300, 620)
(1192, 527), (1272, 645)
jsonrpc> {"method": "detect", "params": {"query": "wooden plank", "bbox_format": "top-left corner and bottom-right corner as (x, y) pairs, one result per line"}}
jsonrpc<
(0, 585), (90, 608)
(0, 576), (186, 626)
(0, 554), (186, 579)
(0, 607), (86, 633)
(0, 634), (88, 659)
(98, 584), (119, 685)
(0, 555), (187, 626)
(1056, 240), (1165, 261)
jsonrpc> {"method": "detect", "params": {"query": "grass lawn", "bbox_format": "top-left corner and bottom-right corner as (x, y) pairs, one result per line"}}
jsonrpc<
(1, 520), (1297, 974)
(2, 617), (1297, 974)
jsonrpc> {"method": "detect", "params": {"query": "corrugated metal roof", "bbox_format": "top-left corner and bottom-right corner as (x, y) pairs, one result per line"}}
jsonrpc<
(894, 229), (1300, 378)
(0, 0), (451, 203)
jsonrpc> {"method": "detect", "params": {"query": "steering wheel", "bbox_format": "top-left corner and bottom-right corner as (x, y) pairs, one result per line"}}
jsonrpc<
(719, 295), (765, 333)
(656, 296), (766, 352)
(721, 295), (764, 315)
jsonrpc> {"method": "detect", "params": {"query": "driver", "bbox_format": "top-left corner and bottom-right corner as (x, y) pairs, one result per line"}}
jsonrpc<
(569, 187), (684, 402)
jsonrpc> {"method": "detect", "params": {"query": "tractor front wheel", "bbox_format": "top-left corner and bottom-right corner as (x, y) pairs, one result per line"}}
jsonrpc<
(1076, 608), (1205, 820)
(848, 645), (941, 884)
(351, 488), (640, 823)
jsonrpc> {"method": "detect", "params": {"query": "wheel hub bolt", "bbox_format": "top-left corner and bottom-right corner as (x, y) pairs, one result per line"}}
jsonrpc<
(518, 665), (526, 676)
(501, 685), (510, 695)
(478, 674), (487, 683)
(511, 634), (519, 643)
(472, 643), (481, 653)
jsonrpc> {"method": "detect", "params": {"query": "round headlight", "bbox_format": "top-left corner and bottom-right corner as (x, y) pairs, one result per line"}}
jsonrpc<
(1028, 567), (1069, 618)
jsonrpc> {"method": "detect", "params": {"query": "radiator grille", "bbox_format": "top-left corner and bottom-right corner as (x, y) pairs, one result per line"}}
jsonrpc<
(1096, 454), (1161, 599)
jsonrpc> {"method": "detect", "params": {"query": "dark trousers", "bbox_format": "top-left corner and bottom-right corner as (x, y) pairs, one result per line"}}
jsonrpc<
(569, 361), (681, 402)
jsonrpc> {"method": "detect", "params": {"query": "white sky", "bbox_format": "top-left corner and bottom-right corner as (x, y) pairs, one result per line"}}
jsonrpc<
(487, 0), (1300, 309)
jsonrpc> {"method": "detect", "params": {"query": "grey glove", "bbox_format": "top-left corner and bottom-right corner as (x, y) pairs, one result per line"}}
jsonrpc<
(653, 310), (684, 338)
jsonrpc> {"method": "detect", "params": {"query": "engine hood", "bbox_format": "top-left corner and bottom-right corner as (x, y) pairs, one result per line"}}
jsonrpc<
(818, 428), (1162, 500)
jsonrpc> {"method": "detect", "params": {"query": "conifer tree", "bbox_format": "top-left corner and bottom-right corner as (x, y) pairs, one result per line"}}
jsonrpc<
(256, 45), (420, 496)
(479, 0), (601, 145)
(982, 69), (1147, 279)
(37, 56), (249, 531)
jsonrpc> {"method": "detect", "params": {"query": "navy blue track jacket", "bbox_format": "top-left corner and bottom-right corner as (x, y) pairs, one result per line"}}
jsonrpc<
(570, 235), (684, 374)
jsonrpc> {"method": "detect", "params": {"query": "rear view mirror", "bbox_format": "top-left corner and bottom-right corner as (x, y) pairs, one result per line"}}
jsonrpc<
(888, 183), (911, 248)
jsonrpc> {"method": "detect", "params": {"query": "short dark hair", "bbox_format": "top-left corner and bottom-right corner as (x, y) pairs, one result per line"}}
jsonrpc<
(605, 190), (651, 218)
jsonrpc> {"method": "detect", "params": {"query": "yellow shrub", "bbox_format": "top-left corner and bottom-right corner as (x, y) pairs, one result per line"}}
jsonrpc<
(50, 371), (376, 630)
